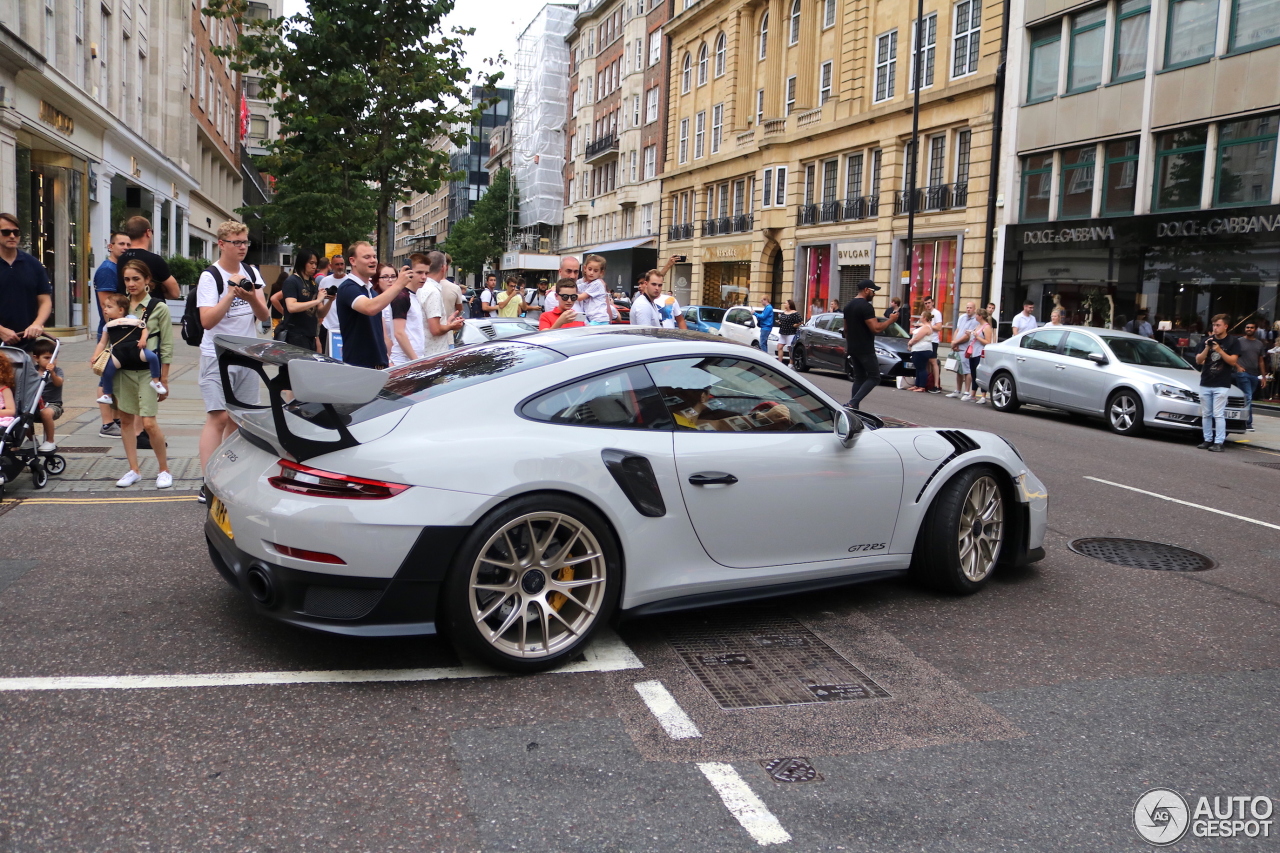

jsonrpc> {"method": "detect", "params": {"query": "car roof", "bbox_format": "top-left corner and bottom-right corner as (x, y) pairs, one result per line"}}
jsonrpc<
(1025, 325), (1151, 341)
(526, 325), (733, 356)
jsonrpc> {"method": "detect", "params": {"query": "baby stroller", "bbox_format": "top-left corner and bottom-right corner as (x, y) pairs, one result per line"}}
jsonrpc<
(1, 340), (67, 498)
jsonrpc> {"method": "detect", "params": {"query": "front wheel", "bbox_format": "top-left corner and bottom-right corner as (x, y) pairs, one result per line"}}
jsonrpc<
(1107, 390), (1145, 436)
(44, 454), (67, 475)
(911, 466), (1007, 594)
(29, 459), (48, 490)
(989, 372), (1021, 412)
(792, 344), (810, 372)
(441, 495), (621, 673)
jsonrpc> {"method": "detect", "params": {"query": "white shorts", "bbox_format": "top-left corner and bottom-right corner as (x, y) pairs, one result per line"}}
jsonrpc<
(777, 334), (795, 347)
(200, 353), (260, 413)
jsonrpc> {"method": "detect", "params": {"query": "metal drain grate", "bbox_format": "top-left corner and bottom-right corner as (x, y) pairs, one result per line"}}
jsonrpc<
(664, 611), (890, 710)
(760, 757), (822, 783)
(51, 447), (109, 454)
(1067, 538), (1215, 572)
(1253, 461), (1280, 470)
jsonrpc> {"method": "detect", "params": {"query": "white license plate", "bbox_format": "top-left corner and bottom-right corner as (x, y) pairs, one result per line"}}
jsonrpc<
(1225, 409), (1244, 419)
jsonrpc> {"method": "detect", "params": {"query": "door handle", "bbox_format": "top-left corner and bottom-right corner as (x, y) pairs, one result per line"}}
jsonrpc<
(1055, 364), (1067, 370)
(1015, 356), (1027, 362)
(688, 472), (739, 486)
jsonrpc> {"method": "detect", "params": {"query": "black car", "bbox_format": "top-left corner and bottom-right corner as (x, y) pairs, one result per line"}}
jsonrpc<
(791, 312), (914, 380)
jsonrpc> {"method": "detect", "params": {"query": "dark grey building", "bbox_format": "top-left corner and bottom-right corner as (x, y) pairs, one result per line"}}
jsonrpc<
(449, 86), (514, 286)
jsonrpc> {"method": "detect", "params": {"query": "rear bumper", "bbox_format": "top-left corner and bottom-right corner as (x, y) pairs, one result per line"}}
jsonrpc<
(205, 518), (468, 637)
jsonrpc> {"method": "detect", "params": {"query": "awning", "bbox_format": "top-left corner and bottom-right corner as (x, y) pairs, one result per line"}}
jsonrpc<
(583, 236), (656, 254)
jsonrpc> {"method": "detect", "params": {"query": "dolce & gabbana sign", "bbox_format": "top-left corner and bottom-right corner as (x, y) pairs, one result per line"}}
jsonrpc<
(1015, 206), (1280, 250)
(1156, 214), (1280, 238)
(1022, 226), (1116, 245)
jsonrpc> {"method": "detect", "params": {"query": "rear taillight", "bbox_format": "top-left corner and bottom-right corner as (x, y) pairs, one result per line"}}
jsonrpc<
(268, 460), (409, 500)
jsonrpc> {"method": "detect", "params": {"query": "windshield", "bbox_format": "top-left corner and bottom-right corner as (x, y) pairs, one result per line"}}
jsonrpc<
(878, 322), (909, 339)
(695, 307), (726, 323)
(488, 321), (539, 340)
(1100, 337), (1192, 368)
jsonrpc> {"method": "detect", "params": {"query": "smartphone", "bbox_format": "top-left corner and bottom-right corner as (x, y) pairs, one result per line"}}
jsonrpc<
(673, 255), (687, 263)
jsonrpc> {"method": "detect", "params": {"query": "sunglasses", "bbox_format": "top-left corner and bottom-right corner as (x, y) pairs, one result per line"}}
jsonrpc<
(0, 228), (19, 237)
(558, 293), (579, 301)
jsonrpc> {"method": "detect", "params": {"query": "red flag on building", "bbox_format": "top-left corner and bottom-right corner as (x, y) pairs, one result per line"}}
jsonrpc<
(239, 94), (250, 142)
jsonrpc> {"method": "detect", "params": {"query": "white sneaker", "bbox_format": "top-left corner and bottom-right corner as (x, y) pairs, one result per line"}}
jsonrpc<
(38, 441), (56, 453)
(96, 393), (114, 404)
(156, 471), (173, 489)
(116, 470), (141, 488)
(945, 391), (960, 398)
(975, 396), (988, 404)
(961, 392), (973, 401)
(149, 379), (167, 395)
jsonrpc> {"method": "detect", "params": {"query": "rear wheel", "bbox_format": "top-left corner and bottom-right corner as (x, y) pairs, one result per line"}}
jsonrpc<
(442, 495), (621, 672)
(792, 343), (810, 372)
(911, 466), (1007, 594)
(989, 372), (1021, 412)
(44, 454), (66, 475)
(29, 458), (48, 490)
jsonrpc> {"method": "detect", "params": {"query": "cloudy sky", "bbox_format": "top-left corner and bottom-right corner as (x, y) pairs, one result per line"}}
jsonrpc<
(279, 0), (535, 85)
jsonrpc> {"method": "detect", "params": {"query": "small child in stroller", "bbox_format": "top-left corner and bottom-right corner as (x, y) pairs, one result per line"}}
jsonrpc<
(0, 350), (15, 430)
(92, 292), (167, 402)
(29, 338), (63, 452)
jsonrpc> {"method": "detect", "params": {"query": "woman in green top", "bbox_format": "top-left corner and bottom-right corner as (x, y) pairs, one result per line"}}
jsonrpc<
(498, 275), (528, 318)
(113, 259), (174, 488)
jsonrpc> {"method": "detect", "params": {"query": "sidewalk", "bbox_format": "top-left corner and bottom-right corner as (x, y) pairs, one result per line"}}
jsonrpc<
(4, 327), (207, 495)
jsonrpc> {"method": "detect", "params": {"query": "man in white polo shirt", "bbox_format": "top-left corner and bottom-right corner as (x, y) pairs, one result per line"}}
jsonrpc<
(1011, 301), (1038, 336)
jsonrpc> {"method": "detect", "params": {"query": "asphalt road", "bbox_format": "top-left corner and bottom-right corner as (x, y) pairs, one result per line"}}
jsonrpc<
(1, 369), (1277, 852)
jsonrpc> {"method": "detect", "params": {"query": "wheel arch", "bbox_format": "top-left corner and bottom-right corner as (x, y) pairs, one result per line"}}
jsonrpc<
(909, 459), (1028, 568)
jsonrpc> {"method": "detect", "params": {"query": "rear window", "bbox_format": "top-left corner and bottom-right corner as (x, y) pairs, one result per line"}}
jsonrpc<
(285, 342), (562, 427)
(696, 307), (726, 323)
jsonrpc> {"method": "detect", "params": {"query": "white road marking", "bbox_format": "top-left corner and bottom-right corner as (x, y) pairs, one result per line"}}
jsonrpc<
(0, 627), (643, 693)
(697, 762), (793, 846)
(633, 680), (702, 739)
(1085, 476), (1280, 532)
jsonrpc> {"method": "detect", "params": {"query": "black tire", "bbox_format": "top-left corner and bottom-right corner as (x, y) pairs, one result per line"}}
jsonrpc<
(1106, 389), (1145, 436)
(441, 494), (621, 673)
(989, 372), (1021, 412)
(45, 454), (66, 475)
(29, 459), (48, 490)
(749, 339), (761, 349)
(911, 465), (1008, 595)
(792, 343), (810, 372)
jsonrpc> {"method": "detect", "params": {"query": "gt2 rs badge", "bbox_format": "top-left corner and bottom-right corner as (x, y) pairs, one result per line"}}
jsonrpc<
(848, 543), (886, 552)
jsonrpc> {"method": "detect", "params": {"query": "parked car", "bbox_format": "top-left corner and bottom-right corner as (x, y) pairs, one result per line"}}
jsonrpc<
(790, 312), (914, 381)
(610, 294), (631, 325)
(976, 326), (1248, 437)
(682, 305), (725, 334)
(718, 304), (781, 350)
(455, 317), (539, 346)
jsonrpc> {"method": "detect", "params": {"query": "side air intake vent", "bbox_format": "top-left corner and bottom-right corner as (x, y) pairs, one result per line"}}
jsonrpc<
(915, 430), (980, 503)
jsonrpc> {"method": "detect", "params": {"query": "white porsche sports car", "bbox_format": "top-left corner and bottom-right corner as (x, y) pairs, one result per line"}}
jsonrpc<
(205, 328), (1047, 672)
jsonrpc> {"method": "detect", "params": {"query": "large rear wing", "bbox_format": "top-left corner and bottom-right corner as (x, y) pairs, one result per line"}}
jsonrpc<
(213, 335), (389, 462)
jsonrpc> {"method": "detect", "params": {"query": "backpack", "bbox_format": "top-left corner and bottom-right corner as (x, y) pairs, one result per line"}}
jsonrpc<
(180, 262), (261, 346)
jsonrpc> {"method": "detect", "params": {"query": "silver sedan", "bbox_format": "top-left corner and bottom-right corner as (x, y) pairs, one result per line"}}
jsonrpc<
(976, 326), (1247, 437)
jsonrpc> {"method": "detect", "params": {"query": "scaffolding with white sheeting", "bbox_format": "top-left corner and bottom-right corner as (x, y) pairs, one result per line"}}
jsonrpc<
(512, 4), (575, 237)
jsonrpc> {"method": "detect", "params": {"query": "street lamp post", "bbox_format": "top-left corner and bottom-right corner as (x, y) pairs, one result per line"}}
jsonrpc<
(902, 0), (926, 313)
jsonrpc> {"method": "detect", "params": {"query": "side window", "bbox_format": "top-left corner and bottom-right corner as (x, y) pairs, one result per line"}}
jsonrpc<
(1063, 332), (1104, 360)
(814, 316), (833, 331)
(521, 366), (672, 430)
(726, 307), (748, 325)
(647, 357), (836, 434)
(1021, 330), (1064, 352)
(828, 315), (845, 334)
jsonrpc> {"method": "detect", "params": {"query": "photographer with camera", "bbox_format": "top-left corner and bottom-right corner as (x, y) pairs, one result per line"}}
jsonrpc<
(1195, 313), (1242, 452)
(196, 220), (270, 482)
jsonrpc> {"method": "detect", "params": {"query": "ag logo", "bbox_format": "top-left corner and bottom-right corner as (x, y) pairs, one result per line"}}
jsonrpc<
(1135, 788), (1190, 846)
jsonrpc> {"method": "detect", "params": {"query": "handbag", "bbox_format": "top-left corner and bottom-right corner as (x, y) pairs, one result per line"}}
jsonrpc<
(944, 356), (958, 373)
(92, 349), (111, 376)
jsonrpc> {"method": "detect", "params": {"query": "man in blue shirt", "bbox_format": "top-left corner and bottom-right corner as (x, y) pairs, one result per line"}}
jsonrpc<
(0, 212), (52, 350)
(93, 231), (130, 336)
(755, 297), (775, 351)
(336, 241), (408, 369)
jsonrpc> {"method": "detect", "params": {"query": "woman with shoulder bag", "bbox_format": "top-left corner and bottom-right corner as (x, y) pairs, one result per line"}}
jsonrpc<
(113, 260), (174, 489)
(275, 250), (329, 352)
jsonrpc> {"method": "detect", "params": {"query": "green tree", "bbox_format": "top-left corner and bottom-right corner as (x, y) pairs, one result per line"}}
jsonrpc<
(206, 0), (501, 257)
(442, 167), (515, 278)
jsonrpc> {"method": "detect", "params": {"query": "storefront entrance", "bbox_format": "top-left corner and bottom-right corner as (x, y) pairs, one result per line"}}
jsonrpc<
(16, 147), (89, 330)
(904, 238), (958, 341)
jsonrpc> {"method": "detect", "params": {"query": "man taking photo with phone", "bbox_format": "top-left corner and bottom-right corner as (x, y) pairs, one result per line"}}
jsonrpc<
(1195, 313), (1241, 452)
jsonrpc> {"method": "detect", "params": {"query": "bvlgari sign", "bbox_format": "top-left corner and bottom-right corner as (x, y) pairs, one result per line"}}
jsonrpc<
(836, 239), (875, 265)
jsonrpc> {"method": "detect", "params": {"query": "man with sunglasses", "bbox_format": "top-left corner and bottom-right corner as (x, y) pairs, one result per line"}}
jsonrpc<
(0, 213), (52, 350)
(539, 279), (588, 330)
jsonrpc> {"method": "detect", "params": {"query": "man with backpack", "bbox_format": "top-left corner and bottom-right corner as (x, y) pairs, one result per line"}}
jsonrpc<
(191, 220), (269, 494)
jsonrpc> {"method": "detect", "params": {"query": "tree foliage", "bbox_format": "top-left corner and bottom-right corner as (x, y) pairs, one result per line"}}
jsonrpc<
(206, 0), (501, 258)
(442, 167), (515, 277)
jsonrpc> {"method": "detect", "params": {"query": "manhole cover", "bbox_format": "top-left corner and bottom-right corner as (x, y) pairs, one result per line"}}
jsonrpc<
(760, 757), (822, 783)
(1253, 461), (1280, 470)
(664, 611), (890, 710)
(1067, 538), (1215, 571)
(53, 447), (109, 454)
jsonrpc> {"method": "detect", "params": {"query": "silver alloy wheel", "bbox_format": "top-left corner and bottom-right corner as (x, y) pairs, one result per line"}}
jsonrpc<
(991, 376), (1013, 408)
(1110, 394), (1137, 430)
(957, 475), (1003, 582)
(467, 511), (608, 660)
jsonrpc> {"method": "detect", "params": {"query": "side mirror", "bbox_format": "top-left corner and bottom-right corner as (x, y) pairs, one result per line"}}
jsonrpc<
(289, 358), (389, 405)
(1087, 352), (1109, 365)
(744, 317), (756, 328)
(835, 408), (865, 447)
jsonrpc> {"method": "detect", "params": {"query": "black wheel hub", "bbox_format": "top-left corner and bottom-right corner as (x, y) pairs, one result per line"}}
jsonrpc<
(521, 569), (546, 595)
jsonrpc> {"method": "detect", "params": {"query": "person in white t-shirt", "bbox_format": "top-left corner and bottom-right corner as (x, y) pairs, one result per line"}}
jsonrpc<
(196, 220), (269, 478)
(922, 297), (944, 393)
(383, 262), (426, 365)
(577, 254), (619, 325)
(1011, 301), (1038, 336)
(416, 251), (463, 357)
(318, 254), (348, 348)
(479, 273), (501, 316)
(629, 268), (686, 329)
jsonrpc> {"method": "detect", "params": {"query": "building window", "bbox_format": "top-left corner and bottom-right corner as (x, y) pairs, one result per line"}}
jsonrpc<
(711, 104), (723, 153)
(636, 38), (644, 69)
(775, 166), (788, 206)
(1230, 0), (1280, 51)
(679, 118), (689, 163)
(734, 180), (746, 215)
(630, 150), (638, 183)
(1166, 0), (1218, 67)
(846, 152), (864, 198)
(719, 182), (730, 218)
(1059, 145), (1096, 218)
(694, 110), (705, 158)
(249, 114), (269, 139)
(698, 43), (708, 85)
(1216, 114), (1279, 206)
(650, 30), (661, 65)
(633, 94), (641, 127)
(759, 12), (769, 60)
(822, 160), (839, 203)
(1028, 24), (1061, 102)
(1067, 7), (1106, 92)
(927, 135), (946, 186)
(819, 60), (833, 104)
(1102, 138), (1139, 215)
(874, 31), (897, 103)
(1153, 127), (1208, 210)
(646, 87), (659, 123)
(824, 0), (837, 29)
(642, 202), (654, 234)
(785, 75), (797, 115)
(715, 32), (726, 77)
(910, 13), (937, 91)
(803, 164), (817, 206)
(682, 53), (692, 93)
(870, 149), (883, 200)
(789, 0), (801, 45)
(644, 145), (657, 179)
(1113, 0), (1150, 81)
(756, 89), (765, 125)
(762, 168), (774, 207)
(952, 0), (982, 77)
(955, 130), (972, 184)
(1021, 154), (1054, 221)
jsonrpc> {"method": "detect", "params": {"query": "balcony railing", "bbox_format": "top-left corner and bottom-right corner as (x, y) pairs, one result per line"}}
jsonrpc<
(893, 182), (969, 215)
(732, 213), (754, 232)
(797, 196), (879, 226)
(701, 215), (754, 236)
(668, 222), (695, 241)
(584, 134), (619, 163)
